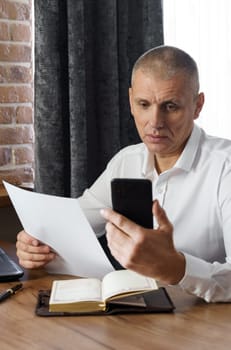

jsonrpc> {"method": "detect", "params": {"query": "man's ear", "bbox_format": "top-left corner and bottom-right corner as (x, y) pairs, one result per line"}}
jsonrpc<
(128, 87), (134, 116)
(194, 92), (205, 120)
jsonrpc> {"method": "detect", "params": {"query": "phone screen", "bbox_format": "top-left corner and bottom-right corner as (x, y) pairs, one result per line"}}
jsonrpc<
(111, 178), (153, 228)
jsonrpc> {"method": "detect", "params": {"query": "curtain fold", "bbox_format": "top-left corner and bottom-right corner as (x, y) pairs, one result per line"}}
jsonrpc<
(34, 0), (163, 197)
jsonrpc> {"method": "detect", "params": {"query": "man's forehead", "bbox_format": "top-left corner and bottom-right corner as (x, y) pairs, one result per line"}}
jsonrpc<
(132, 70), (187, 89)
(130, 71), (196, 103)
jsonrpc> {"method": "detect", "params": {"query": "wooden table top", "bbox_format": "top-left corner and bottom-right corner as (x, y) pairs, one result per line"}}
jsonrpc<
(1, 241), (231, 350)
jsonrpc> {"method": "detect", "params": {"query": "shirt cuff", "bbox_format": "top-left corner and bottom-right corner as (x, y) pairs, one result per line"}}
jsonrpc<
(178, 253), (214, 302)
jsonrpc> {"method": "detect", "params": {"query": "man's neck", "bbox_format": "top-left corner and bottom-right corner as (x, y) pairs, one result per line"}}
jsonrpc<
(154, 154), (180, 174)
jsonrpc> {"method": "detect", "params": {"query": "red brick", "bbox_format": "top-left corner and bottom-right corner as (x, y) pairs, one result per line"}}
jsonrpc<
(0, 147), (11, 166)
(0, 86), (33, 103)
(0, 1), (31, 21)
(10, 23), (31, 42)
(16, 105), (33, 123)
(0, 43), (31, 62)
(0, 167), (34, 186)
(0, 1), (33, 188)
(0, 22), (10, 40)
(0, 106), (15, 123)
(0, 65), (32, 83)
(13, 146), (34, 165)
(0, 125), (34, 144)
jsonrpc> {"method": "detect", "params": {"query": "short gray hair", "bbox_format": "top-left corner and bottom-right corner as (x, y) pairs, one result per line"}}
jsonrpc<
(131, 45), (200, 93)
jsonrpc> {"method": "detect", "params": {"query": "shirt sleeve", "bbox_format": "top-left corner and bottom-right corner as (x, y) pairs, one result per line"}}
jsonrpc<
(178, 253), (231, 302)
(77, 145), (142, 237)
(179, 158), (231, 302)
(77, 149), (123, 237)
(77, 172), (111, 238)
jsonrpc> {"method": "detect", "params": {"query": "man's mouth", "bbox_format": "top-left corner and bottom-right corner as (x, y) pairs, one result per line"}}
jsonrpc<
(145, 134), (168, 143)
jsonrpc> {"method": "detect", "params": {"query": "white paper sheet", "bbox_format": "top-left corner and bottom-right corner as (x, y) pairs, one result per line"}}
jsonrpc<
(4, 181), (114, 279)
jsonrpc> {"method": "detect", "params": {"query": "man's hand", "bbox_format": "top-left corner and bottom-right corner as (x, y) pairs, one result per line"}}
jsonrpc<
(16, 230), (56, 269)
(101, 200), (185, 285)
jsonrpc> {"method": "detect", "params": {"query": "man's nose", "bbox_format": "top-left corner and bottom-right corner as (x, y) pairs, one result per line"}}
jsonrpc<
(149, 106), (164, 129)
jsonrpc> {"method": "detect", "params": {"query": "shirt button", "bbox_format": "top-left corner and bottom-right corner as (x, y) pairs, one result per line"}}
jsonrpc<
(158, 187), (163, 194)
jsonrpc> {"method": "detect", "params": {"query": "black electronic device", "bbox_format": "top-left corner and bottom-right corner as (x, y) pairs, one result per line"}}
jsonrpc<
(111, 178), (153, 228)
(0, 247), (24, 282)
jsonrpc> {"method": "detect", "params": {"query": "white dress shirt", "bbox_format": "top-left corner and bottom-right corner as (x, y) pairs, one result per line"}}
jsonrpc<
(78, 123), (231, 302)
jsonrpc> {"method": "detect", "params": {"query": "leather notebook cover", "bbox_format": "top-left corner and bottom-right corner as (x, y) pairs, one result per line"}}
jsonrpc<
(35, 287), (175, 316)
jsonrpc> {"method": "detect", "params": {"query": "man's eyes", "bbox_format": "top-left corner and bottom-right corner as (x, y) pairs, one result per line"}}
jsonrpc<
(136, 100), (179, 111)
(138, 101), (150, 108)
(162, 102), (178, 112)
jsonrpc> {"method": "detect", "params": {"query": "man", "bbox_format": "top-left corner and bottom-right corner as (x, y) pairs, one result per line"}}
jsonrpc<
(16, 45), (231, 302)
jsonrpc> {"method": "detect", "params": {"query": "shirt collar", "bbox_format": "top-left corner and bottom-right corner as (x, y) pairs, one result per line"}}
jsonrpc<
(141, 123), (202, 176)
(174, 123), (201, 172)
(142, 146), (155, 177)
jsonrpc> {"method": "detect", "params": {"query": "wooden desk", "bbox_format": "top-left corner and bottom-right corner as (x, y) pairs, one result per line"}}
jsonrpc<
(1, 241), (231, 350)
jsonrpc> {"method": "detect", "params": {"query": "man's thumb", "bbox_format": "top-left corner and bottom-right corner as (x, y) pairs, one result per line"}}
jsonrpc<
(152, 200), (172, 231)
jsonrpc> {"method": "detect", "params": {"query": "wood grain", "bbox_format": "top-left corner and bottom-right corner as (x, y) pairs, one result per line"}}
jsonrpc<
(1, 241), (231, 350)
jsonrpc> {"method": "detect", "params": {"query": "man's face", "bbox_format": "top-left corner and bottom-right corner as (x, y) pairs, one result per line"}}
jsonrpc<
(129, 69), (204, 160)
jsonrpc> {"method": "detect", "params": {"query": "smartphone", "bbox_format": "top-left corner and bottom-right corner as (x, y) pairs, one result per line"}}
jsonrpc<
(111, 178), (153, 228)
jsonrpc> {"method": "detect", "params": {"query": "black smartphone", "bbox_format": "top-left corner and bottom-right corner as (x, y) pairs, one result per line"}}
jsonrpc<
(0, 247), (24, 282)
(111, 178), (153, 228)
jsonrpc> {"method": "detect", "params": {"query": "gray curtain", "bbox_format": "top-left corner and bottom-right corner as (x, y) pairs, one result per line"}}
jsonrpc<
(34, 0), (163, 197)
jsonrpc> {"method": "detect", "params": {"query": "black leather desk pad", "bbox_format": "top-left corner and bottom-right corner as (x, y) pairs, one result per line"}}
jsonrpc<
(35, 287), (175, 316)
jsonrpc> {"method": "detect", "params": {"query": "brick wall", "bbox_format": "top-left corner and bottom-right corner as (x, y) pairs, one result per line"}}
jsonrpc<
(0, 0), (34, 187)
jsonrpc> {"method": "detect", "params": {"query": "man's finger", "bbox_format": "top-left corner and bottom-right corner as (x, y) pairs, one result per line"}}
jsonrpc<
(100, 208), (141, 238)
(17, 230), (40, 246)
(152, 200), (173, 232)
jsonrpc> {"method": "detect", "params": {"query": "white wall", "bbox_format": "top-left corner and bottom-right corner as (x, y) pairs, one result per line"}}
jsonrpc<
(163, 0), (231, 139)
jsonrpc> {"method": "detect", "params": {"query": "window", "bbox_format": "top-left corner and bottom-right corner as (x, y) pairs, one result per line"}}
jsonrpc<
(163, 0), (231, 139)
